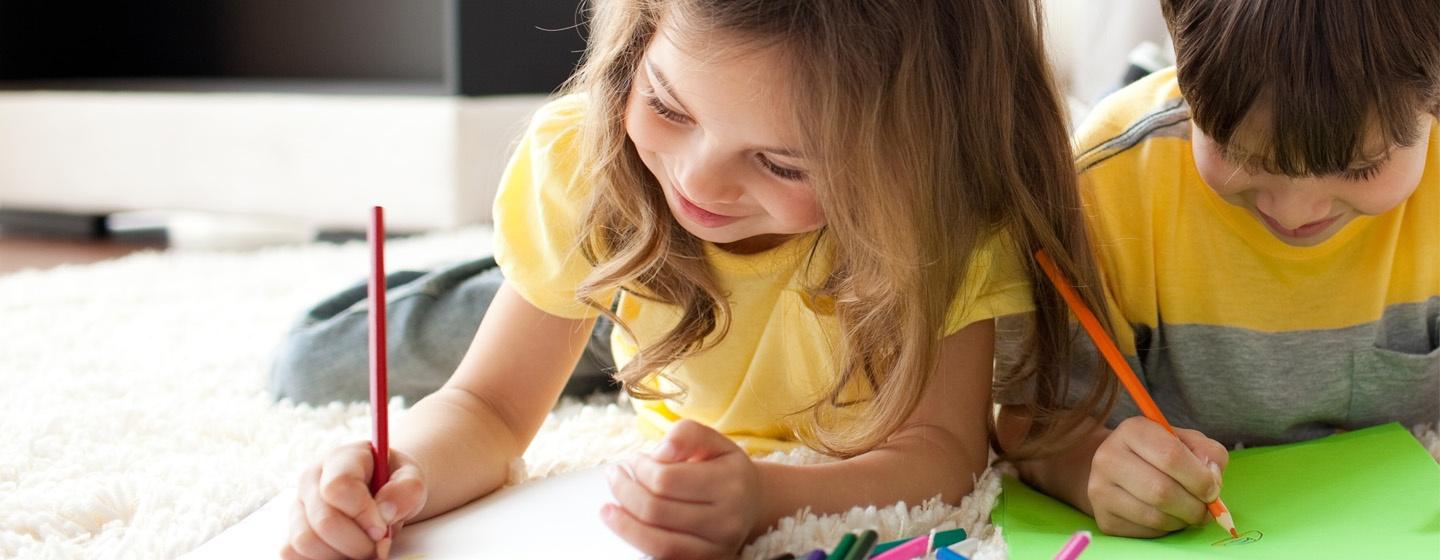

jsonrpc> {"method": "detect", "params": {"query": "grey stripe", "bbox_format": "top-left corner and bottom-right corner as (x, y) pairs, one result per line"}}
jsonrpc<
(1063, 297), (1439, 448)
(1076, 98), (1192, 173)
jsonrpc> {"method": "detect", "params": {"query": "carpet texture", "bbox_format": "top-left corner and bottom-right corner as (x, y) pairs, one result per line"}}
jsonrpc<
(2, 228), (1435, 559)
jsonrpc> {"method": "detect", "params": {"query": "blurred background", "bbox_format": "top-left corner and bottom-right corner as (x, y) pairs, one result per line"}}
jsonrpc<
(0, 0), (1171, 273)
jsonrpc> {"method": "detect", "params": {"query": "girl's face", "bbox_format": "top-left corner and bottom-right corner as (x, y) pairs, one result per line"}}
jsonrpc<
(1192, 114), (1433, 247)
(625, 28), (825, 254)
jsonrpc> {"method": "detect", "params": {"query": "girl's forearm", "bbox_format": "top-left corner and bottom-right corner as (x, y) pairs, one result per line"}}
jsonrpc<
(753, 424), (988, 538)
(392, 386), (526, 522)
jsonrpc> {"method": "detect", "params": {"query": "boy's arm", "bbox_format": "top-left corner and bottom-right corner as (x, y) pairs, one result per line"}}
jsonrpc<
(397, 282), (596, 521)
(994, 404), (1111, 515)
(751, 319), (998, 533)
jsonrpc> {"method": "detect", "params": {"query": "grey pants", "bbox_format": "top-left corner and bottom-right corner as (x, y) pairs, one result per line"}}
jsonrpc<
(269, 256), (617, 406)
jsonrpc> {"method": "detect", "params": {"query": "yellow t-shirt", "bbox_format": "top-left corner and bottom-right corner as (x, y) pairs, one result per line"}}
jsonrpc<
(493, 95), (1034, 454)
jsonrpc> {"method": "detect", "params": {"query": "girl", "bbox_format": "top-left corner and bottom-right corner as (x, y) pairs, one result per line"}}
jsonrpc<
(282, 0), (1111, 558)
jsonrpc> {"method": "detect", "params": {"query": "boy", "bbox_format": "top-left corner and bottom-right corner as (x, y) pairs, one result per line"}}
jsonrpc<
(998, 0), (1438, 537)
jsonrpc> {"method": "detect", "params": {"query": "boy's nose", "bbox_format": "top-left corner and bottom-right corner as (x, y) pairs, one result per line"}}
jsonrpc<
(1254, 186), (1333, 229)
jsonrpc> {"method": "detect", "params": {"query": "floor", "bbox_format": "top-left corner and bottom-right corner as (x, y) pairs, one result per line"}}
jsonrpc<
(0, 233), (165, 276)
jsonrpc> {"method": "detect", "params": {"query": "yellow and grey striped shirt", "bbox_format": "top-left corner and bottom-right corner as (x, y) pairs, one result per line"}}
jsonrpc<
(1063, 68), (1439, 447)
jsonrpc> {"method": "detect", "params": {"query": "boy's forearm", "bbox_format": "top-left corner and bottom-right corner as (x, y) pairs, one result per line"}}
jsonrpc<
(753, 424), (988, 539)
(393, 386), (525, 521)
(996, 406), (1109, 515)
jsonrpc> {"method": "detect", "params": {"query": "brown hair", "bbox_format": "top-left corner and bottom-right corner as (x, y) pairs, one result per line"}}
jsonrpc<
(1163, 0), (1440, 175)
(566, 0), (1113, 456)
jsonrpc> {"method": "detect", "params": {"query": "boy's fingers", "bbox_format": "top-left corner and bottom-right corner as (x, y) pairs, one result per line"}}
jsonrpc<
(1124, 423), (1219, 503)
(1100, 481), (1191, 533)
(1176, 428), (1229, 471)
(1109, 452), (1209, 526)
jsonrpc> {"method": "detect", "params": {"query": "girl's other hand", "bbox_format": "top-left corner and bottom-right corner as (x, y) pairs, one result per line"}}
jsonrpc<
(282, 441), (428, 560)
(1087, 417), (1228, 538)
(602, 419), (761, 559)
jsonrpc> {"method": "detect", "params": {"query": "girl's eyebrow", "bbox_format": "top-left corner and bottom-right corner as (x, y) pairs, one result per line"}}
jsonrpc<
(646, 61), (695, 116)
(645, 59), (809, 160)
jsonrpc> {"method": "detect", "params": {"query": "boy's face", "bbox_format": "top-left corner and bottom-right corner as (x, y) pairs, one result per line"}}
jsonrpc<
(1191, 114), (1433, 247)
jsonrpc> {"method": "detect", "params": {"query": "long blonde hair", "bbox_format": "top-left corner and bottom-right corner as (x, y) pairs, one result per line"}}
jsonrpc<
(567, 0), (1114, 457)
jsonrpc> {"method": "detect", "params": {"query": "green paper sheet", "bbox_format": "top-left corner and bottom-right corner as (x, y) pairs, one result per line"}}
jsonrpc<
(994, 423), (1440, 559)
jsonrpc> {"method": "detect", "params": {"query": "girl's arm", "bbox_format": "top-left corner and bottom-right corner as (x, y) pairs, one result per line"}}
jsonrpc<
(751, 318), (998, 532)
(397, 282), (596, 521)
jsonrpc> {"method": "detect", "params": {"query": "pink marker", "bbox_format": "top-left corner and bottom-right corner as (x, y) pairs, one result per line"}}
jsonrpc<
(869, 534), (929, 560)
(1053, 530), (1091, 560)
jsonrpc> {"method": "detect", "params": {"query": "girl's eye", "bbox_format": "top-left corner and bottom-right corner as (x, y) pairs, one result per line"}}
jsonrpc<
(757, 153), (806, 181)
(644, 92), (692, 125)
(1340, 164), (1382, 182)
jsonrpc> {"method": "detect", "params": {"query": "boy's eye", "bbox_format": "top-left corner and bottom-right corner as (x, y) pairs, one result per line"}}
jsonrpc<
(644, 92), (693, 125)
(757, 153), (806, 181)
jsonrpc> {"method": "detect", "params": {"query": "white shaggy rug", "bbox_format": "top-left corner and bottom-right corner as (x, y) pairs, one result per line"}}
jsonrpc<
(2, 228), (1437, 559)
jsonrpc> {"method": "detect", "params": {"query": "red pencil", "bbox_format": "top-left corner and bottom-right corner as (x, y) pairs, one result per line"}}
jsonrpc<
(368, 206), (390, 495)
(1034, 249), (1238, 538)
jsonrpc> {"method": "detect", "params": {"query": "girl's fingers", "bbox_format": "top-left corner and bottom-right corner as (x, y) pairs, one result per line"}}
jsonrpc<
(287, 498), (346, 560)
(626, 456), (717, 503)
(1097, 481), (1191, 534)
(301, 483), (379, 559)
(606, 465), (722, 542)
(601, 502), (722, 560)
(317, 451), (388, 540)
(374, 461), (427, 526)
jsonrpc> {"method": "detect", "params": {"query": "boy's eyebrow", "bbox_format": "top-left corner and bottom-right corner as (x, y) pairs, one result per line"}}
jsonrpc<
(646, 61), (695, 116)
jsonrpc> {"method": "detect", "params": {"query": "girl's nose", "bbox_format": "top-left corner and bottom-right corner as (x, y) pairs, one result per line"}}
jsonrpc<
(675, 150), (743, 205)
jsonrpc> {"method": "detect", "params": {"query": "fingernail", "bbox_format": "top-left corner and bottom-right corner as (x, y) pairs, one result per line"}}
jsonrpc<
(378, 502), (397, 524)
(652, 441), (677, 462)
(1206, 462), (1223, 501)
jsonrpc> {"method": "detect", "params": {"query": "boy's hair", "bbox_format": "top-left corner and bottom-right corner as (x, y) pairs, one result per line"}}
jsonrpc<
(566, 0), (1113, 456)
(1162, 0), (1440, 176)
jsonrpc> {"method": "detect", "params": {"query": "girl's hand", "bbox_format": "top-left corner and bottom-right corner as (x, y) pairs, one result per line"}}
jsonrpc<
(1087, 417), (1228, 538)
(602, 419), (761, 559)
(282, 441), (428, 560)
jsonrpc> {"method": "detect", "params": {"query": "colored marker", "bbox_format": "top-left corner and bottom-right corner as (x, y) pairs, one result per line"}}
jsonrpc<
(368, 206), (390, 496)
(842, 529), (877, 560)
(869, 534), (928, 560)
(871, 528), (967, 556)
(936, 548), (968, 560)
(1035, 250), (1239, 538)
(827, 533), (857, 560)
(804, 550), (827, 560)
(1053, 530), (1091, 560)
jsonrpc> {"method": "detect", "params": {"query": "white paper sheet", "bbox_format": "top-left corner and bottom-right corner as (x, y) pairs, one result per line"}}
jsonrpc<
(184, 466), (644, 559)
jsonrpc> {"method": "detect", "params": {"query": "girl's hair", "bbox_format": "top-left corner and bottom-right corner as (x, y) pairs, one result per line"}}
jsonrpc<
(1162, 0), (1440, 175)
(566, 0), (1113, 457)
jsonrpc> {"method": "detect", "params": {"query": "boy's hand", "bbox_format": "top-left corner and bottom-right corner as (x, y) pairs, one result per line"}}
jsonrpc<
(603, 419), (761, 559)
(1088, 417), (1228, 538)
(282, 441), (427, 560)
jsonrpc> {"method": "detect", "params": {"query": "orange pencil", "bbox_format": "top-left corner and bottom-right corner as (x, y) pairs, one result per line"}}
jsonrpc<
(1034, 249), (1238, 538)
